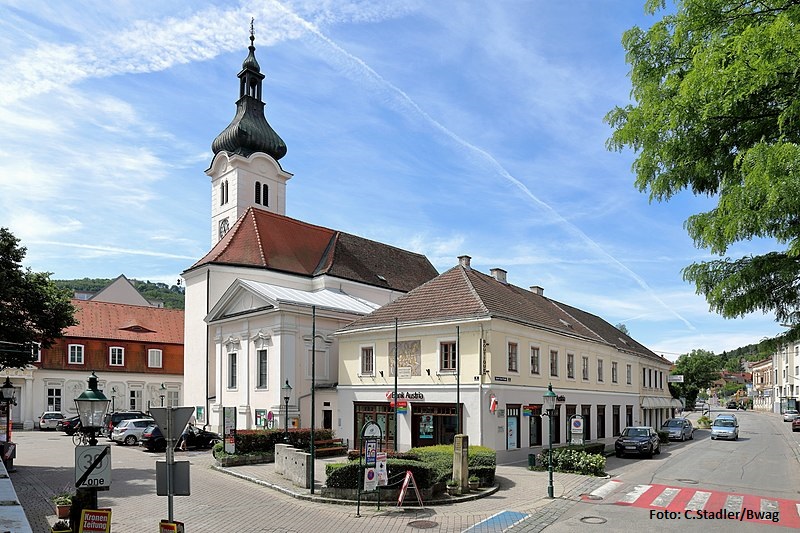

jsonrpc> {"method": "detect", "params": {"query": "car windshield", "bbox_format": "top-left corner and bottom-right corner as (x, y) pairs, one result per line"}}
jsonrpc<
(624, 428), (648, 437)
(664, 420), (683, 427)
(714, 420), (735, 427)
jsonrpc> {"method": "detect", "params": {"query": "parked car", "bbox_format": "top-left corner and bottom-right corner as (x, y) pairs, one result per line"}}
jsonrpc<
(614, 426), (661, 458)
(140, 423), (221, 452)
(726, 400), (738, 409)
(57, 415), (82, 435)
(661, 418), (694, 441)
(710, 416), (739, 440)
(111, 418), (155, 445)
(102, 411), (150, 437)
(782, 409), (799, 422)
(38, 411), (65, 430)
(792, 418), (800, 432)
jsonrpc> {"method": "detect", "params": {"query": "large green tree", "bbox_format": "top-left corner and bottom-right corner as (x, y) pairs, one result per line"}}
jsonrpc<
(606, 1), (800, 336)
(669, 349), (721, 407)
(0, 228), (76, 369)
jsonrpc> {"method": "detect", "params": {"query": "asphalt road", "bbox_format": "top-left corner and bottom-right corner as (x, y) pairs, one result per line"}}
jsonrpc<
(545, 409), (800, 532)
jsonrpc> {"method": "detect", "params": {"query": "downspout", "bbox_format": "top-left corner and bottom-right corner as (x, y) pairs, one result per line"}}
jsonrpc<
(478, 324), (484, 446)
(205, 268), (211, 430)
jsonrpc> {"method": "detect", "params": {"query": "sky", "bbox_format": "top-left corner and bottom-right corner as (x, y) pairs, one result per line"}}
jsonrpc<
(0, 0), (785, 361)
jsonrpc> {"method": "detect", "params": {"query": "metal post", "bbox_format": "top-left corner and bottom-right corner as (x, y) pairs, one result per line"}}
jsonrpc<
(310, 305), (316, 494)
(547, 411), (554, 498)
(88, 427), (99, 509)
(456, 326), (460, 435)
(394, 317), (398, 452)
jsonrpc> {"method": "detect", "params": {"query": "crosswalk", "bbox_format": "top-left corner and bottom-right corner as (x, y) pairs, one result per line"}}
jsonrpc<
(585, 480), (800, 529)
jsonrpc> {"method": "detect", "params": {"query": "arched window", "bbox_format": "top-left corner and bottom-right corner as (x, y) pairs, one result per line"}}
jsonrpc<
(262, 184), (269, 206)
(255, 181), (261, 204)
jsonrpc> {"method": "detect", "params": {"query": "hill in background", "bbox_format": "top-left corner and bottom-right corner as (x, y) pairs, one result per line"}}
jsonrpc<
(54, 278), (185, 310)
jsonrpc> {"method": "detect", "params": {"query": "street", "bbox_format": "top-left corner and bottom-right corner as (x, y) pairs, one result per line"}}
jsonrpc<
(546, 409), (800, 532)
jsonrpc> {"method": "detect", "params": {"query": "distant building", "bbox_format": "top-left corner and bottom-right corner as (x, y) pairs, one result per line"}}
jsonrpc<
(751, 357), (773, 412)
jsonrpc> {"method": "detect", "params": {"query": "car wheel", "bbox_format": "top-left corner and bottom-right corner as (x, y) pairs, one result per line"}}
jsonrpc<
(680, 433), (685, 442)
(124, 435), (137, 446)
(689, 431), (694, 440)
(615, 451), (623, 458)
(656, 443), (661, 455)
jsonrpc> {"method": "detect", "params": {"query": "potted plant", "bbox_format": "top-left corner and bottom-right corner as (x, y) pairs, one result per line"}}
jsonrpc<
(52, 492), (73, 519)
(50, 519), (71, 533)
(446, 478), (459, 496)
(468, 475), (480, 490)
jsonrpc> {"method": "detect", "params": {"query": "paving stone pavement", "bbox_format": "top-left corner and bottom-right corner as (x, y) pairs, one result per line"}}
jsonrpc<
(9, 430), (608, 532)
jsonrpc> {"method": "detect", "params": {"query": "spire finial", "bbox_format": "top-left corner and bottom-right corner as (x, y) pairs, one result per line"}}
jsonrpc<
(250, 17), (255, 47)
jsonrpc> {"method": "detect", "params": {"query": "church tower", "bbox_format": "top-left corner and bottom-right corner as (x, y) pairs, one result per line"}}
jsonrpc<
(207, 23), (292, 246)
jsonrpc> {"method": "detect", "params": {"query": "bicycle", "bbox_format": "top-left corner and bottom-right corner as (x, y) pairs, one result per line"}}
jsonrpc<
(72, 431), (88, 446)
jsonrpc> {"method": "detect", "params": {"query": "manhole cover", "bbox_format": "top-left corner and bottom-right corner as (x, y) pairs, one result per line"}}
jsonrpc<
(582, 494), (603, 500)
(408, 520), (439, 529)
(580, 516), (608, 524)
(677, 479), (698, 484)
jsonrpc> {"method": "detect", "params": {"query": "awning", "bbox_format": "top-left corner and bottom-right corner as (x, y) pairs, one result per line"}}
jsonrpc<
(640, 396), (683, 409)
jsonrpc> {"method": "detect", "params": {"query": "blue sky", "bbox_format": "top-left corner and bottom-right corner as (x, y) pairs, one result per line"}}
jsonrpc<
(0, 1), (784, 360)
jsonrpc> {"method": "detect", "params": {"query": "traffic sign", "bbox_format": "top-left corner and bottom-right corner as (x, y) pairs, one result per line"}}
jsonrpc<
(149, 407), (195, 441)
(75, 445), (111, 489)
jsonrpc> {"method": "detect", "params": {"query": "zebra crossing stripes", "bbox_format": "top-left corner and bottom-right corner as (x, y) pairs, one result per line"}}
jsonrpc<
(603, 483), (800, 529)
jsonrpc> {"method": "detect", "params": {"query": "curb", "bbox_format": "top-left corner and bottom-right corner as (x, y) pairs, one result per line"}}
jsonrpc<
(212, 464), (501, 506)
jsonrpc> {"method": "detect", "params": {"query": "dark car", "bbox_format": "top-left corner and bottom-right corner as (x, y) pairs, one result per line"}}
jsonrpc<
(615, 426), (661, 458)
(661, 418), (694, 441)
(140, 423), (221, 452)
(102, 411), (150, 437)
(57, 415), (82, 435)
(793, 418), (800, 432)
(726, 401), (738, 409)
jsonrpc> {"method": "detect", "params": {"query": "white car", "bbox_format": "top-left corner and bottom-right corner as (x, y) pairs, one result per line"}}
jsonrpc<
(783, 409), (799, 422)
(38, 411), (65, 430)
(111, 418), (156, 445)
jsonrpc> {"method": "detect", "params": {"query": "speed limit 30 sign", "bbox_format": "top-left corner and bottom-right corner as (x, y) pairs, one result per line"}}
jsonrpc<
(75, 445), (112, 489)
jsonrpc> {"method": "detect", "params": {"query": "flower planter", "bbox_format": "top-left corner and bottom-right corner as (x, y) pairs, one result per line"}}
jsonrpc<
(446, 485), (459, 496)
(468, 480), (480, 491)
(56, 504), (70, 519)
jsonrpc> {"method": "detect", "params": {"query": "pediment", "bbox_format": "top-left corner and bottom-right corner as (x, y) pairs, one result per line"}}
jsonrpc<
(206, 281), (276, 323)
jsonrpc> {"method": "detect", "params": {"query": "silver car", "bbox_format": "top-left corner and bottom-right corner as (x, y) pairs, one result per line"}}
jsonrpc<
(783, 409), (799, 422)
(662, 418), (694, 441)
(710, 416), (738, 440)
(111, 418), (155, 445)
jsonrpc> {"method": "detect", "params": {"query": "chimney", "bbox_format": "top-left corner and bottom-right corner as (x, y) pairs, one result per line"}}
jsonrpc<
(530, 285), (544, 295)
(458, 255), (471, 269)
(490, 268), (507, 284)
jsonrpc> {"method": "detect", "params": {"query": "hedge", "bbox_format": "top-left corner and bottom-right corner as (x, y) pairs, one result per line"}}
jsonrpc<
(326, 459), (434, 489)
(233, 428), (336, 454)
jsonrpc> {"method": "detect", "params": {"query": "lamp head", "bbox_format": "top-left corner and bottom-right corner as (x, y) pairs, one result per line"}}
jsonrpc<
(1, 377), (14, 401)
(543, 383), (557, 412)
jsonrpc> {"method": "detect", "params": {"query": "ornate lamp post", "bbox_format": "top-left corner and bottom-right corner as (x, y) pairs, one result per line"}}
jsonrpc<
(1, 377), (15, 471)
(159, 383), (166, 407)
(543, 383), (557, 499)
(74, 372), (111, 510)
(110, 386), (118, 413)
(282, 380), (292, 443)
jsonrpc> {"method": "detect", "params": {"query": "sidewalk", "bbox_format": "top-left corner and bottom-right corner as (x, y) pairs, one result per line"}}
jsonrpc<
(214, 454), (610, 530)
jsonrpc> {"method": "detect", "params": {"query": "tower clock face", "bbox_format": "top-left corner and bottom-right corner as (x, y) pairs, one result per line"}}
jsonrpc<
(218, 217), (230, 239)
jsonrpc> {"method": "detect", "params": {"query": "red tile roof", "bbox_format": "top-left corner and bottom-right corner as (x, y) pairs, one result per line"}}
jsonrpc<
(65, 300), (184, 344)
(187, 207), (438, 292)
(341, 264), (668, 363)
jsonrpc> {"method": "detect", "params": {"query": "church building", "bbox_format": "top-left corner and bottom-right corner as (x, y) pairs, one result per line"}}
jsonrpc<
(181, 32), (438, 434)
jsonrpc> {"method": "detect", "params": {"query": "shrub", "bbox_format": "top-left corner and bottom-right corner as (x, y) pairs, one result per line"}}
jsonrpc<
(562, 442), (605, 455)
(536, 448), (606, 476)
(696, 415), (712, 428)
(657, 430), (669, 443)
(325, 459), (434, 489)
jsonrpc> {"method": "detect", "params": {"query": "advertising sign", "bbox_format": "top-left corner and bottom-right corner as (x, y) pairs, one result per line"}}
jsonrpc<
(159, 520), (185, 533)
(376, 452), (388, 486)
(79, 509), (111, 533)
(223, 406), (236, 454)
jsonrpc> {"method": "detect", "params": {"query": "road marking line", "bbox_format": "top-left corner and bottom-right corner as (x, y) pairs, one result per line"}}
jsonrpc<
(651, 487), (680, 508)
(588, 480), (622, 499)
(619, 484), (651, 504)
(760, 499), (778, 514)
(685, 491), (711, 511)
(724, 494), (743, 513)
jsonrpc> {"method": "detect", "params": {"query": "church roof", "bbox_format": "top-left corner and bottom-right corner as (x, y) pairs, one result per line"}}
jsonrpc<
(187, 207), (438, 293)
(211, 34), (287, 160)
(65, 300), (184, 344)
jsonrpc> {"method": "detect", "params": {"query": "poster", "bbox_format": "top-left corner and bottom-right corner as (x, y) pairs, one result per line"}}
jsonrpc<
(419, 415), (433, 439)
(255, 409), (266, 427)
(507, 416), (518, 449)
(223, 406), (236, 454)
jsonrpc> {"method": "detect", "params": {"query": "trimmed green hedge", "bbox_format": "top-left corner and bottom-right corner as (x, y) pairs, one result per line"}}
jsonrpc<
(536, 448), (606, 476)
(233, 428), (336, 454)
(326, 444), (497, 490)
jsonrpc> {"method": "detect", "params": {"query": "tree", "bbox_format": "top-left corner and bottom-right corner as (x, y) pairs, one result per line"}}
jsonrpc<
(615, 323), (631, 335)
(0, 228), (76, 369)
(669, 349), (720, 407)
(606, 1), (800, 337)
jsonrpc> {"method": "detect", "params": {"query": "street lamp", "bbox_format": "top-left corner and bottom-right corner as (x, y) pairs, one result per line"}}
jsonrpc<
(1, 377), (15, 471)
(159, 383), (166, 407)
(110, 386), (118, 413)
(74, 371), (111, 511)
(282, 380), (292, 443)
(543, 383), (557, 499)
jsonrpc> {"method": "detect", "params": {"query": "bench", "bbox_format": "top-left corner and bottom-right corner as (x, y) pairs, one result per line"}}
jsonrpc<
(313, 438), (347, 457)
